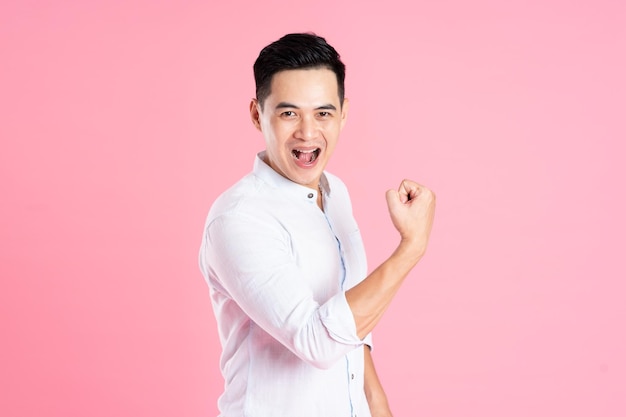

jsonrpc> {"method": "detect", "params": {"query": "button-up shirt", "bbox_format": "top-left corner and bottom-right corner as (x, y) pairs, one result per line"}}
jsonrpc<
(199, 152), (372, 417)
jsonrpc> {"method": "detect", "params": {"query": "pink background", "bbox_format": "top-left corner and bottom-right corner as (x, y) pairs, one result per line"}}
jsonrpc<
(2, 1), (625, 416)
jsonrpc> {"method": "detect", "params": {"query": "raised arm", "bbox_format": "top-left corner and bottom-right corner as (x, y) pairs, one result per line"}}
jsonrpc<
(346, 179), (435, 339)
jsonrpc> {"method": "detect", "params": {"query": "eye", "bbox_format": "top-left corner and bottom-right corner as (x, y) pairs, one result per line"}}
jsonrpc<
(317, 111), (332, 118)
(280, 111), (297, 118)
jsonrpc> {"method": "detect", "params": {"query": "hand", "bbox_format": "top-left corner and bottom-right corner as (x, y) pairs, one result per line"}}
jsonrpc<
(385, 179), (436, 258)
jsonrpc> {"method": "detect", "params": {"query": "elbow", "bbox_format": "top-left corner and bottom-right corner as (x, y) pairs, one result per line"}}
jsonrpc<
(279, 299), (362, 369)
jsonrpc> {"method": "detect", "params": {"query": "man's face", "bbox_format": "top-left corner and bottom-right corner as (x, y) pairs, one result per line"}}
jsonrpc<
(250, 68), (348, 190)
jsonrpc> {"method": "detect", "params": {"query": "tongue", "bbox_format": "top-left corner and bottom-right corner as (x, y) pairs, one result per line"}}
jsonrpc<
(297, 151), (315, 163)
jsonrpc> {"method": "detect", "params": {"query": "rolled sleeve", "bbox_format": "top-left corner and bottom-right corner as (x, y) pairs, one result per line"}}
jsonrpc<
(319, 291), (362, 344)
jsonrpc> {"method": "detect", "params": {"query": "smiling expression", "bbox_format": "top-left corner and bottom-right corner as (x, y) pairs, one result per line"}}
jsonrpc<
(250, 68), (349, 190)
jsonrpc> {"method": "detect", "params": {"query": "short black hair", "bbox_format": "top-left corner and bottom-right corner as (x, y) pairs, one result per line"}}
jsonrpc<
(253, 33), (346, 109)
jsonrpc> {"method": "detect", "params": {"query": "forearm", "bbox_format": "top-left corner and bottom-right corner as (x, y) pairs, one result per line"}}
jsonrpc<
(347, 180), (435, 339)
(346, 238), (422, 339)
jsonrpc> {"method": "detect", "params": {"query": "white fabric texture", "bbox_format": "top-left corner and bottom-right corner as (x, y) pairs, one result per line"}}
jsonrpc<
(199, 152), (372, 417)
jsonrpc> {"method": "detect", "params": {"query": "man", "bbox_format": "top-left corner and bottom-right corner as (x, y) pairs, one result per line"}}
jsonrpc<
(199, 33), (435, 417)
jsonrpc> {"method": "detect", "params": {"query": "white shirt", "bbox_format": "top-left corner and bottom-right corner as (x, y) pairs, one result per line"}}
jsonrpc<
(199, 152), (372, 417)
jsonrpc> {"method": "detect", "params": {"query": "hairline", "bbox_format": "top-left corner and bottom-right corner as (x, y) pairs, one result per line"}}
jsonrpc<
(257, 65), (344, 111)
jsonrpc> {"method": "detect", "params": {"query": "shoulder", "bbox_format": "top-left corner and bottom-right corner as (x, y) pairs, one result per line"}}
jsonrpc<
(204, 173), (287, 232)
(208, 173), (258, 217)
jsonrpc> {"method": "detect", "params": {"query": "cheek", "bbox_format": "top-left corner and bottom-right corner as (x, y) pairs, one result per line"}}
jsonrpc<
(322, 124), (342, 142)
(268, 120), (291, 138)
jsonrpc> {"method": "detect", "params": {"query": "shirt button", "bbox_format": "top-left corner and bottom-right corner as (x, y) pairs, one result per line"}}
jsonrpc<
(307, 193), (314, 198)
(351, 373), (355, 380)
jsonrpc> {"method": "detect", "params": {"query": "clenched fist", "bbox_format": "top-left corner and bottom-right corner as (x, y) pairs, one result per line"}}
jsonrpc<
(386, 180), (436, 259)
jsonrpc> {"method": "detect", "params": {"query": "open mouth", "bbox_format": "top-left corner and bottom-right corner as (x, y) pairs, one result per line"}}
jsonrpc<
(292, 148), (320, 165)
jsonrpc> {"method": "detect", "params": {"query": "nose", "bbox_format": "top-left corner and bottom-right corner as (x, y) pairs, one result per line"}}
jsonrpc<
(295, 115), (319, 140)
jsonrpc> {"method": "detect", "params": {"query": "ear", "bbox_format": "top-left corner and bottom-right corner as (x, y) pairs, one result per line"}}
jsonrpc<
(250, 99), (262, 131)
(340, 97), (349, 130)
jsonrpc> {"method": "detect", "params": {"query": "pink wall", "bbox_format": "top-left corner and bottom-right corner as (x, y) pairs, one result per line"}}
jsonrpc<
(1, 1), (625, 416)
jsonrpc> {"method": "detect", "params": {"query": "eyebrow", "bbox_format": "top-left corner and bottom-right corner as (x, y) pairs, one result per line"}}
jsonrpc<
(275, 102), (337, 111)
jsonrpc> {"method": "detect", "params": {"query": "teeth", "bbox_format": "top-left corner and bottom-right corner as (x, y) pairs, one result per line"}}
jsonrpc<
(292, 148), (319, 163)
(292, 149), (319, 156)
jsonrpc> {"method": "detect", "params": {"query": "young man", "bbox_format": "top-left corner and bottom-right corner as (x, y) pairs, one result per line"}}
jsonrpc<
(199, 33), (435, 417)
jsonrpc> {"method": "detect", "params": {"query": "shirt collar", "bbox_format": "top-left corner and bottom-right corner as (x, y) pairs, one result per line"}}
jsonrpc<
(253, 151), (331, 202)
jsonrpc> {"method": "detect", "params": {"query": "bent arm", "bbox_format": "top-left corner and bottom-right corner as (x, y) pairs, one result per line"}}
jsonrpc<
(201, 180), (434, 367)
(347, 180), (435, 339)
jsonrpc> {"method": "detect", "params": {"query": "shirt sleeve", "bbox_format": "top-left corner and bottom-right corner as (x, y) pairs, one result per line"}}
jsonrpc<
(202, 210), (365, 369)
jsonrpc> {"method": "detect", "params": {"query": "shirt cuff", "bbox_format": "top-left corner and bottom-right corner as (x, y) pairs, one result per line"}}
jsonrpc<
(363, 332), (373, 351)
